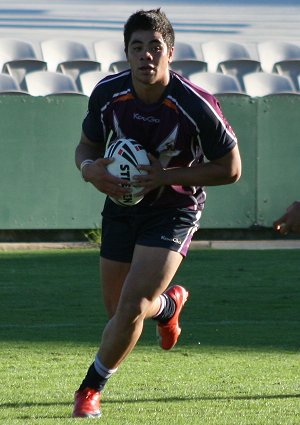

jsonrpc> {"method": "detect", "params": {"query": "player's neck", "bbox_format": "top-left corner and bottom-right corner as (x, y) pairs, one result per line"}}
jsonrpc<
(133, 78), (169, 104)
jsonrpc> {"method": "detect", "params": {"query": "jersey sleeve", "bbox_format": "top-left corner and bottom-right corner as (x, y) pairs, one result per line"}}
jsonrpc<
(198, 95), (237, 161)
(82, 86), (105, 144)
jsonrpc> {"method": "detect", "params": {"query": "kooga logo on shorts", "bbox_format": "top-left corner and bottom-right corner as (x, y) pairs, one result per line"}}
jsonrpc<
(133, 113), (160, 123)
(161, 235), (182, 245)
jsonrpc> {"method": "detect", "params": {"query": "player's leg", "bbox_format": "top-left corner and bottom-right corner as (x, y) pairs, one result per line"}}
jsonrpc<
(73, 205), (199, 417)
(100, 257), (131, 318)
(97, 244), (183, 369)
(99, 250), (188, 352)
(73, 245), (182, 418)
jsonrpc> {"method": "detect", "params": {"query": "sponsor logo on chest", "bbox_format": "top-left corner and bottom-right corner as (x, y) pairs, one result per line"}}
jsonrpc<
(133, 113), (160, 124)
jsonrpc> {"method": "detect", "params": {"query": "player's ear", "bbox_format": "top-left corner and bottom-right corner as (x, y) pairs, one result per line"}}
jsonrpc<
(168, 46), (174, 63)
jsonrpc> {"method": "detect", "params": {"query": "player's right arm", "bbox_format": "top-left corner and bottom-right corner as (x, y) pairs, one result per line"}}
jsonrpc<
(75, 131), (131, 199)
(273, 200), (300, 234)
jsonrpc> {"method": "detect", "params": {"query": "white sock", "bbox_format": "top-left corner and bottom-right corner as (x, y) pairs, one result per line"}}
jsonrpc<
(94, 354), (118, 379)
(152, 294), (167, 319)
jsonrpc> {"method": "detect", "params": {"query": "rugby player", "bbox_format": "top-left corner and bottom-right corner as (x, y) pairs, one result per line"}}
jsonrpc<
(73, 8), (241, 418)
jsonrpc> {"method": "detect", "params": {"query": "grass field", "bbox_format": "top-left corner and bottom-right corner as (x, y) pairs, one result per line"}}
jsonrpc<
(0, 248), (299, 424)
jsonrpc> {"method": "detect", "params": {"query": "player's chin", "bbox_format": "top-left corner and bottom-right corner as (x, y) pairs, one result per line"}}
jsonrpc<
(135, 70), (157, 83)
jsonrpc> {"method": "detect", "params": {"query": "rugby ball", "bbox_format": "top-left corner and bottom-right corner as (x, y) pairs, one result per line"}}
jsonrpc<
(104, 138), (150, 206)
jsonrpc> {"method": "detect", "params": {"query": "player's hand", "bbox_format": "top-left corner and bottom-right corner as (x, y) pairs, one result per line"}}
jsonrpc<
(133, 153), (165, 195)
(82, 158), (131, 198)
(273, 201), (300, 234)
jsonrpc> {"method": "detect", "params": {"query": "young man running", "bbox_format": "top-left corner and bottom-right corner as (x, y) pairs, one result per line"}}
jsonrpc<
(73, 8), (241, 418)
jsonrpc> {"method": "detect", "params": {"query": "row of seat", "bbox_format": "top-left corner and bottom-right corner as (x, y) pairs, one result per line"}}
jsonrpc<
(0, 70), (110, 96)
(1, 69), (299, 98)
(1, 38), (300, 70)
(0, 38), (300, 97)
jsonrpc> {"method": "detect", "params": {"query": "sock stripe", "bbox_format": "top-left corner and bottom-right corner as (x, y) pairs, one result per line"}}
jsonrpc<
(152, 294), (167, 319)
(94, 354), (118, 379)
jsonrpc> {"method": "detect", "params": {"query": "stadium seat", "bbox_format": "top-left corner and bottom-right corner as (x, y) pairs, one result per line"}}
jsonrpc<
(170, 60), (207, 78)
(217, 59), (261, 91)
(3, 59), (47, 91)
(41, 39), (100, 79)
(108, 61), (129, 73)
(273, 60), (300, 90)
(0, 73), (29, 94)
(173, 41), (200, 60)
(257, 41), (300, 73)
(243, 72), (295, 97)
(57, 60), (101, 91)
(0, 38), (47, 90)
(94, 39), (127, 72)
(25, 71), (81, 96)
(189, 72), (242, 95)
(201, 40), (256, 72)
(0, 38), (42, 69)
(79, 70), (112, 96)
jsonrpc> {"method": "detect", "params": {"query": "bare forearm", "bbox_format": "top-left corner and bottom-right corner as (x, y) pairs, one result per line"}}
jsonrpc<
(162, 146), (241, 187)
(135, 146), (241, 195)
(75, 142), (101, 170)
(163, 161), (240, 187)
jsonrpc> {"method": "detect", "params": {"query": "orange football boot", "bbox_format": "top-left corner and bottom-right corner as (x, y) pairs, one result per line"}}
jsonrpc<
(157, 285), (189, 350)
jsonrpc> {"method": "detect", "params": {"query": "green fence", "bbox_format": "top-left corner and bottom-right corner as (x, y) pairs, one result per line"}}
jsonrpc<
(0, 94), (299, 230)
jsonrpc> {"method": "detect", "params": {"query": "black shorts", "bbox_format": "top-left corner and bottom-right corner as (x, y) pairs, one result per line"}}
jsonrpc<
(100, 199), (201, 262)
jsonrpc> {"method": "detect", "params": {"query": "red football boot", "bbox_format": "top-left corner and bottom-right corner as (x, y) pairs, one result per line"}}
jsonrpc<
(157, 285), (189, 350)
(72, 387), (101, 418)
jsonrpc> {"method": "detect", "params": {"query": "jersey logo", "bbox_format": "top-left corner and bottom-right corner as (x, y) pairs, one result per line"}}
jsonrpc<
(156, 125), (181, 167)
(133, 113), (160, 123)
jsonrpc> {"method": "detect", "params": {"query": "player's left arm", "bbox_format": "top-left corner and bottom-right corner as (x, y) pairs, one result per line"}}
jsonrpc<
(135, 145), (241, 194)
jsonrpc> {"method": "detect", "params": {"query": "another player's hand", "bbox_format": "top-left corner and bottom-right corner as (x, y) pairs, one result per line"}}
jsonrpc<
(82, 158), (131, 198)
(273, 201), (300, 234)
(133, 153), (165, 195)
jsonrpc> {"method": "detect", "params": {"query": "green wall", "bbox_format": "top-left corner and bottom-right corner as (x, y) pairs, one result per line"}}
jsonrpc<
(0, 94), (299, 230)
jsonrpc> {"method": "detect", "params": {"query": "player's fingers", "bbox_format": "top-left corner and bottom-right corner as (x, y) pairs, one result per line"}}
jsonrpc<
(273, 214), (287, 230)
(278, 223), (289, 235)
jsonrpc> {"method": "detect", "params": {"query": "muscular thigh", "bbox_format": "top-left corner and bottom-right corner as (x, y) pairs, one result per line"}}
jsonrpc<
(101, 246), (182, 318)
(116, 245), (183, 317)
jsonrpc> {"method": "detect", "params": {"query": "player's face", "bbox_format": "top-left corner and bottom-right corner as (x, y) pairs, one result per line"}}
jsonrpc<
(127, 30), (173, 87)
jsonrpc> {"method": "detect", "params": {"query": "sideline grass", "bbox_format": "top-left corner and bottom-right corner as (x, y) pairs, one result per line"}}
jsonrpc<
(0, 248), (299, 424)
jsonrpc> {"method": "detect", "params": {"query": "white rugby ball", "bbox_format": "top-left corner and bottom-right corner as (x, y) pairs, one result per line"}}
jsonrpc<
(104, 138), (150, 206)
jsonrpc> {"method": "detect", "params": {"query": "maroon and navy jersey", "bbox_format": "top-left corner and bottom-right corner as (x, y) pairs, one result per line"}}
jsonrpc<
(82, 70), (237, 210)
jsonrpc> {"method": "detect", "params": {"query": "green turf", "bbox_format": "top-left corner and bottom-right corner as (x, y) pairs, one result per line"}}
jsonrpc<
(0, 248), (299, 424)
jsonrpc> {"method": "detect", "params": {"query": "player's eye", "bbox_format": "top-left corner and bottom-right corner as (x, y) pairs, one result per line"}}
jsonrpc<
(151, 45), (162, 53)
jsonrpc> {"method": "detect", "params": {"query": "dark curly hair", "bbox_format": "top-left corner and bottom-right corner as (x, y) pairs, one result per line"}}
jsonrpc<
(124, 8), (175, 54)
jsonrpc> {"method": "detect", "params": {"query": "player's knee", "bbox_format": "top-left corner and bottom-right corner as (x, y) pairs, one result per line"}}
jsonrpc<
(116, 298), (148, 326)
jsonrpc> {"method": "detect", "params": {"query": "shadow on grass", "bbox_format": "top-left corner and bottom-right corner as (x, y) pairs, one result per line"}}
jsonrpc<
(1, 392), (299, 411)
(0, 249), (299, 350)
